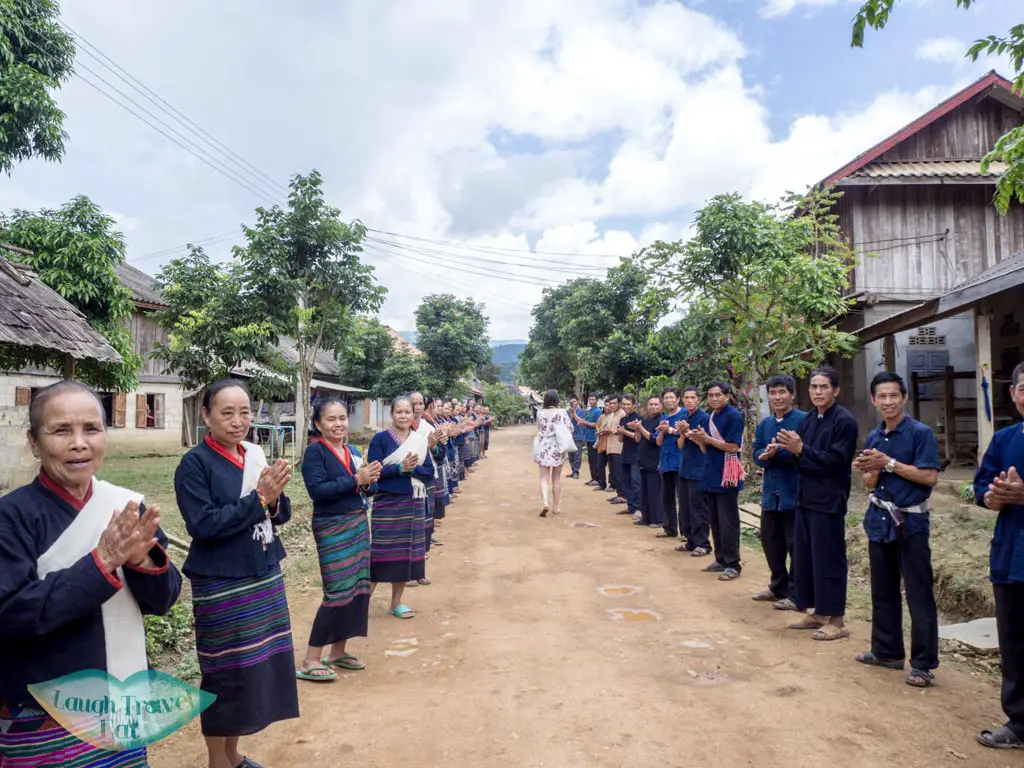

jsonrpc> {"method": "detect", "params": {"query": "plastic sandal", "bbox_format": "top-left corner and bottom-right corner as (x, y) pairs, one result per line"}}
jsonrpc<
(389, 604), (415, 619)
(905, 669), (934, 687)
(322, 653), (365, 671)
(977, 725), (1024, 749)
(812, 625), (850, 641)
(295, 665), (337, 682)
(855, 651), (904, 670)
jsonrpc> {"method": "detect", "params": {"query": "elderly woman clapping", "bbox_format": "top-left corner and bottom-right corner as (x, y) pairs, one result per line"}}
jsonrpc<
(0, 381), (182, 767)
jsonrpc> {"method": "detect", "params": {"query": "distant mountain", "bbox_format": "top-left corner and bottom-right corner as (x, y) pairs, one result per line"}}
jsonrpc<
(490, 338), (527, 347)
(491, 343), (526, 365)
(398, 330), (419, 345)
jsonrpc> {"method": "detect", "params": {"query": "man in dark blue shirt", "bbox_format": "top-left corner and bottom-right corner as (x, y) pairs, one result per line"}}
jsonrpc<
(776, 366), (858, 642)
(752, 374), (806, 609)
(974, 361), (1024, 749)
(687, 381), (744, 580)
(617, 395), (643, 519)
(567, 394), (586, 479)
(581, 393), (603, 486)
(852, 371), (940, 689)
(675, 386), (710, 556)
(655, 387), (687, 540)
(635, 395), (665, 528)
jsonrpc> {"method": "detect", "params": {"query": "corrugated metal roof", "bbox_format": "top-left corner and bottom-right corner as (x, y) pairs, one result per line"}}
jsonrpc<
(851, 160), (1007, 179)
(952, 250), (1024, 291)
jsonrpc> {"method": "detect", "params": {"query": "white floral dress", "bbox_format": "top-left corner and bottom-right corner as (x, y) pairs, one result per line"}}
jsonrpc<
(534, 408), (571, 467)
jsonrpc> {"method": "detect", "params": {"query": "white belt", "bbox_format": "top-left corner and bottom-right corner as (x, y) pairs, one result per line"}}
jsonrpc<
(868, 494), (928, 515)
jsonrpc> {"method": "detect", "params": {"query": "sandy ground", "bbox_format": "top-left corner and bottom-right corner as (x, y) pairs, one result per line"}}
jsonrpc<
(152, 426), (1018, 768)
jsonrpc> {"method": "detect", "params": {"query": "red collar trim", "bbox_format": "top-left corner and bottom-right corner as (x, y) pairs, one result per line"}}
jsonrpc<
(318, 438), (353, 474)
(39, 468), (92, 511)
(205, 434), (246, 470)
(424, 416), (438, 427)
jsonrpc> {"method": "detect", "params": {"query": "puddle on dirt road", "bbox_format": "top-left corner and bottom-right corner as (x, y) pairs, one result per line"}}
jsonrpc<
(680, 640), (714, 649)
(385, 637), (419, 657)
(569, 521), (603, 529)
(606, 608), (662, 622)
(598, 584), (642, 597)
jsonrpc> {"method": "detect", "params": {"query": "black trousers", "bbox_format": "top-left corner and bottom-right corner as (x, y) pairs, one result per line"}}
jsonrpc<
(678, 478), (710, 550)
(607, 453), (624, 497)
(793, 505), (848, 616)
(761, 508), (795, 598)
(640, 469), (664, 525)
(660, 470), (682, 536)
(868, 535), (938, 671)
(587, 444), (600, 483)
(707, 491), (741, 570)
(623, 461), (641, 513)
(594, 451), (608, 490)
(994, 583), (1024, 735)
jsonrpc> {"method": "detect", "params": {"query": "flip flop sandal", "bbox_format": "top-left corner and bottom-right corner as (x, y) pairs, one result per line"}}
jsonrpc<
(905, 669), (934, 688)
(855, 651), (904, 670)
(977, 725), (1024, 749)
(655, 531), (672, 538)
(691, 547), (710, 557)
(240, 758), (268, 768)
(812, 625), (850, 641)
(788, 618), (826, 630)
(405, 580), (420, 587)
(417, 577), (431, 586)
(390, 604), (415, 619)
(322, 653), (366, 671)
(295, 665), (337, 682)
(752, 590), (778, 602)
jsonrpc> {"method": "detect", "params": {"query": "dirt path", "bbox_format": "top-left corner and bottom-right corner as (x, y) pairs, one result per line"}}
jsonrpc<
(152, 426), (1014, 768)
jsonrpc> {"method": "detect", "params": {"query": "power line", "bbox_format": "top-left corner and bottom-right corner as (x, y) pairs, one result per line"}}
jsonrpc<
(368, 227), (627, 259)
(361, 243), (555, 287)
(60, 21), (288, 198)
(128, 230), (245, 263)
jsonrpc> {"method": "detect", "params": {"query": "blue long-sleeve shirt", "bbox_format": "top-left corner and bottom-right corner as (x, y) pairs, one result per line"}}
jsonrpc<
(974, 423), (1024, 584)
(368, 429), (435, 495)
(753, 409), (806, 511)
(795, 403), (858, 514)
(301, 440), (375, 517)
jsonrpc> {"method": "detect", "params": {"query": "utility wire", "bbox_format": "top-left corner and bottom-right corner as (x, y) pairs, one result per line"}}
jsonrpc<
(128, 230), (245, 263)
(361, 243), (556, 287)
(366, 236), (609, 275)
(368, 227), (627, 259)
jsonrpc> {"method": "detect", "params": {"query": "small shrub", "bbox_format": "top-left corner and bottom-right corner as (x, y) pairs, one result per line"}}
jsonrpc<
(144, 602), (194, 657)
(959, 480), (976, 503)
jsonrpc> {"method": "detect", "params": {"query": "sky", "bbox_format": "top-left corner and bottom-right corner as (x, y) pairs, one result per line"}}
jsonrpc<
(2, 0), (1020, 340)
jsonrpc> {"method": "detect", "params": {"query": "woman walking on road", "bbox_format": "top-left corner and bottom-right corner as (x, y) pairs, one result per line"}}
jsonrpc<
(535, 389), (573, 517)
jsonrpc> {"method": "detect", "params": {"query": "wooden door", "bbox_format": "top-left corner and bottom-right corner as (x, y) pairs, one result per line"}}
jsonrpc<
(153, 394), (165, 429)
(136, 394), (148, 428)
(113, 393), (127, 428)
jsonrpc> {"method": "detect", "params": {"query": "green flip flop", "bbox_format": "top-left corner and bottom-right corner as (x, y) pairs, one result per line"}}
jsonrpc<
(296, 664), (337, 682)
(322, 653), (366, 671)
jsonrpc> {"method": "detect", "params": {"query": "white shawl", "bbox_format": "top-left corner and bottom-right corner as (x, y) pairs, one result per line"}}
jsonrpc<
(238, 440), (276, 548)
(383, 427), (429, 499)
(36, 480), (148, 682)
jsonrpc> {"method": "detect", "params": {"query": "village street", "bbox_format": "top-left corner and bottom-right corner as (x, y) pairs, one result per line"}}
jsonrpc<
(148, 426), (1016, 768)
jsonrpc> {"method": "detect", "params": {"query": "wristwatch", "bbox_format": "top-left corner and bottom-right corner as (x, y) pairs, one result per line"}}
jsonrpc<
(884, 458), (897, 474)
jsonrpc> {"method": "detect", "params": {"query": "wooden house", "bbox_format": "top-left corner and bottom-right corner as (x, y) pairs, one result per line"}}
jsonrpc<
(0, 246), (123, 492)
(0, 259), (184, 459)
(820, 70), (1024, 465)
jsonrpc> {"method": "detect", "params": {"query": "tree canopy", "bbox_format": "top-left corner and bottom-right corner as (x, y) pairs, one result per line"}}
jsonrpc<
(414, 294), (491, 395)
(851, 0), (1024, 213)
(335, 316), (395, 393)
(0, 195), (143, 390)
(0, 0), (75, 175)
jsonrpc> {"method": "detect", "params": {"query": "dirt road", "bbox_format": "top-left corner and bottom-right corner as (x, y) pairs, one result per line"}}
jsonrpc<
(153, 426), (1014, 768)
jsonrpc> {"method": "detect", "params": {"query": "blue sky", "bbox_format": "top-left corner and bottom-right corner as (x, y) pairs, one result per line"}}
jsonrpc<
(2, 0), (1020, 337)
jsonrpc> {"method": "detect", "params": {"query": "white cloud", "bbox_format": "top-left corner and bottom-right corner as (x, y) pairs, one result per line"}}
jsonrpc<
(916, 36), (967, 64)
(759, 0), (858, 20)
(0, 0), (980, 339)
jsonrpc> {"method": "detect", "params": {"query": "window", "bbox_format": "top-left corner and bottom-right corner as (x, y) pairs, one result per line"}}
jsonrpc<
(136, 393), (165, 429)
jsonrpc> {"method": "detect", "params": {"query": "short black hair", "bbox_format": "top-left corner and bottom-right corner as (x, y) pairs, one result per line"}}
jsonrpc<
(621, 393), (635, 404)
(203, 378), (250, 411)
(766, 374), (796, 394)
(588, 392), (599, 399)
(682, 385), (699, 396)
(569, 394), (579, 401)
(662, 386), (681, 399)
(647, 394), (662, 403)
(706, 380), (730, 395)
(1013, 361), (1024, 389)
(312, 397), (347, 424)
(870, 371), (907, 396)
(809, 366), (839, 389)
(28, 381), (104, 438)
(543, 389), (560, 408)
(606, 394), (620, 403)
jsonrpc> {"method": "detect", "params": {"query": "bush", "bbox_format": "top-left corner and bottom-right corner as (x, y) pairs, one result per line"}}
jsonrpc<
(144, 603), (194, 657)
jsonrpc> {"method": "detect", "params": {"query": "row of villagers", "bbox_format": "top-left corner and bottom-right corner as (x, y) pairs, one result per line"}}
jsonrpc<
(3, 70), (1024, 488)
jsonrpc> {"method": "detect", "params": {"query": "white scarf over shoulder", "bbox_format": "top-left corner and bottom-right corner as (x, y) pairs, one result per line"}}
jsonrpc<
(382, 426), (429, 499)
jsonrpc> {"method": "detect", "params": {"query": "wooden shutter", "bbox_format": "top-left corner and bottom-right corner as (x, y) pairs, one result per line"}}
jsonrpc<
(136, 394), (148, 428)
(14, 387), (30, 406)
(154, 394), (165, 429)
(113, 394), (127, 428)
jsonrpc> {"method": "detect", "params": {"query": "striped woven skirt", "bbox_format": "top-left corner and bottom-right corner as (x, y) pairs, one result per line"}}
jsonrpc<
(308, 513), (370, 647)
(370, 492), (426, 583)
(433, 468), (448, 519)
(423, 483), (435, 554)
(190, 568), (300, 737)
(0, 703), (147, 767)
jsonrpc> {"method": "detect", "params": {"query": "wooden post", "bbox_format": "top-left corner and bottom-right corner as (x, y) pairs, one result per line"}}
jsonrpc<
(975, 302), (995, 463)
(62, 353), (75, 381)
(910, 372), (920, 421)
(883, 334), (896, 372)
(943, 365), (956, 465)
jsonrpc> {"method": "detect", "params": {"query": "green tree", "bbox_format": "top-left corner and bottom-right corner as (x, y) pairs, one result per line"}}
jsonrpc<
(478, 361), (503, 385)
(639, 187), (859, 466)
(414, 294), (491, 394)
(238, 170), (385, 459)
(519, 282), (579, 395)
(373, 350), (424, 401)
(482, 382), (528, 426)
(851, 0), (1024, 212)
(335, 316), (395, 392)
(0, 195), (143, 389)
(0, 0), (75, 174)
(153, 245), (288, 400)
